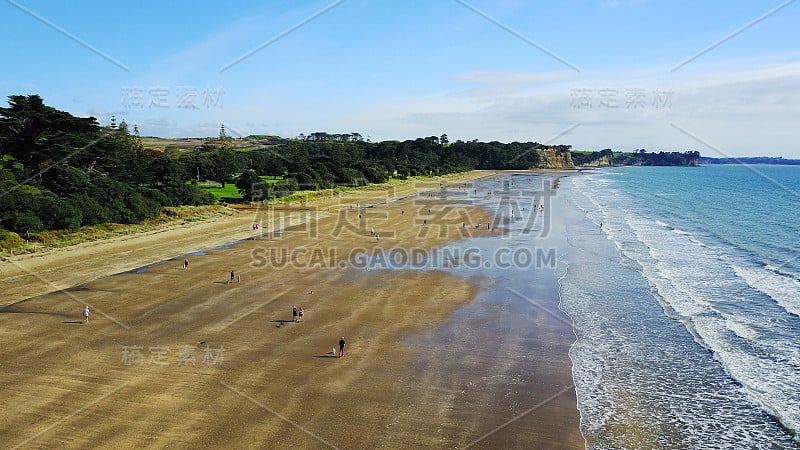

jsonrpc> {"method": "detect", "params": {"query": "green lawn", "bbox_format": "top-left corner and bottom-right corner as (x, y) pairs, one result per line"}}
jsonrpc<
(198, 182), (241, 200)
(259, 175), (284, 183)
(198, 175), (285, 201)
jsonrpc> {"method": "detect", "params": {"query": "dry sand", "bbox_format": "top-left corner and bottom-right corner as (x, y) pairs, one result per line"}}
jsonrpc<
(0, 171), (583, 449)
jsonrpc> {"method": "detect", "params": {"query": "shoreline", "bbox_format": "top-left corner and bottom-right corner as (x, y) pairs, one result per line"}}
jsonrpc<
(0, 171), (499, 306)
(0, 170), (583, 448)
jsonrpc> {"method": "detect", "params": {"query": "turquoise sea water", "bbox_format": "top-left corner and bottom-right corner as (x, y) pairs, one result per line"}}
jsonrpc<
(565, 165), (800, 448)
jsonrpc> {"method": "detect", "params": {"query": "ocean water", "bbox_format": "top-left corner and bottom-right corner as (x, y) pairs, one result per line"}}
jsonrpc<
(565, 165), (800, 448)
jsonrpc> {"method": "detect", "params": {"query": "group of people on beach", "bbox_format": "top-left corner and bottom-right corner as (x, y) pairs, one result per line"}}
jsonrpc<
(85, 211), (390, 364)
(369, 226), (382, 241)
(290, 305), (346, 358)
(291, 305), (345, 358)
(292, 304), (304, 322)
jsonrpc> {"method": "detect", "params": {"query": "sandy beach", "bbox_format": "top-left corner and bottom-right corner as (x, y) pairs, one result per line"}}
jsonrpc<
(0, 171), (583, 449)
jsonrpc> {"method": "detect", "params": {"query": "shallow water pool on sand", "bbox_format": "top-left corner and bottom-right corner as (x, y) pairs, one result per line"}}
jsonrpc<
(393, 173), (583, 448)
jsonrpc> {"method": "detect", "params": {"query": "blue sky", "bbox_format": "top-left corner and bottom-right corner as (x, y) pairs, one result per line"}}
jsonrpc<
(2, 0), (799, 157)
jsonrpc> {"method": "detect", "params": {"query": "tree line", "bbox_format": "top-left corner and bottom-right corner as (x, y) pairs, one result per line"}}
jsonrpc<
(699, 156), (800, 165)
(0, 95), (219, 235)
(571, 148), (701, 166)
(0, 94), (563, 236)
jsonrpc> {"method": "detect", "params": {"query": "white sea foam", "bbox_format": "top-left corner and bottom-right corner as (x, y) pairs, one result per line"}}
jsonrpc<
(655, 219), (671, 228)
(732, 263), (800, 318)
(562, 283), (614, 437)
(621, 206), (800, 441)
(567, 172), (800, 447)
(724, 317), (760, 341)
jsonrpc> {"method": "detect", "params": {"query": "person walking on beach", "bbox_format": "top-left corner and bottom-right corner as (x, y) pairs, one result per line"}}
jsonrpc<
(184, 259), (189, 269)
(83, 305), (90, 323)
(298, 307), (304, 322)
(230, 270), (235, 282)
(338, 336), (346, 358)
(293, 305), (298, 322)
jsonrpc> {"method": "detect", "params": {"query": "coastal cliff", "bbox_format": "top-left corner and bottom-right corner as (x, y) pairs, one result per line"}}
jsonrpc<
(536, 148), (575, 169)
(596, 154), (615, 166)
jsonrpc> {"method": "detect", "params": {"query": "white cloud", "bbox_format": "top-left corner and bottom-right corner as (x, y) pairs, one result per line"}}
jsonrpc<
(342, 61), (800, 156)
(128, 55), (800, 157)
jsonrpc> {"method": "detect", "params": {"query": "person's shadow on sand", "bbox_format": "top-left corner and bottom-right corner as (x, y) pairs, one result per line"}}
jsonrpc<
(62, 320), (84, 324)
(272, 319), (293, 328)
(313, 351), (337, 358)
(2, 306), (78, 321)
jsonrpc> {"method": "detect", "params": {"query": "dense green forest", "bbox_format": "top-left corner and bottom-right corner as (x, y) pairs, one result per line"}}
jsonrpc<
(0, 95), (217, 236)
(0, 95), (551, 236)
(615, 149), (700, 166)
(571, 148), (701, 166)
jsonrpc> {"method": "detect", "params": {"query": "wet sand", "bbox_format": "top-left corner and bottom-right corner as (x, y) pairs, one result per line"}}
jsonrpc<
(0, 172), (583, 449)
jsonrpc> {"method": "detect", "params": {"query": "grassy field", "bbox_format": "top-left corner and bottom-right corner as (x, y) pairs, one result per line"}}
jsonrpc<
(198, 182), (241, 200)
(387, 176), (405, 184)
(140, 138), (280, 153)
(198, 176), (284, 200)
(198, 174), (406, 201)
(140, 137), (205, 152)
